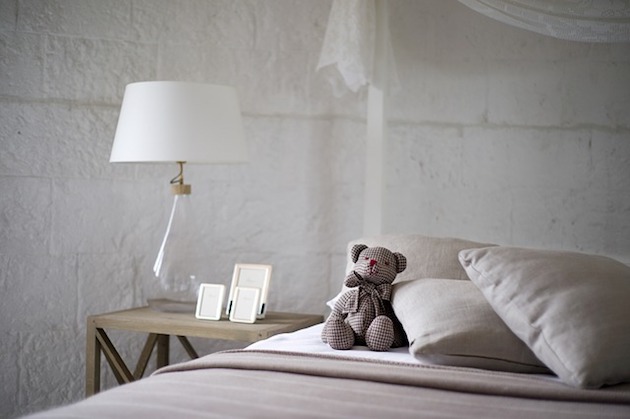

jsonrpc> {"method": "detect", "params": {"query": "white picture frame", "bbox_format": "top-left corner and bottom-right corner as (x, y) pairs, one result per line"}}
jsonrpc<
(226, 264), (272, 319)
(229, 287), (260, 324)
(195, 284), (226, 321)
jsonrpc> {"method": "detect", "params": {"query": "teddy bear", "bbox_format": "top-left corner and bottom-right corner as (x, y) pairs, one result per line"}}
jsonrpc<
(321, 244), (408, 351)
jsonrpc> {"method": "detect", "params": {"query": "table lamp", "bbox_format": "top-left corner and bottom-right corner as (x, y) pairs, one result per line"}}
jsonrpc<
(110, 81), (247, 311)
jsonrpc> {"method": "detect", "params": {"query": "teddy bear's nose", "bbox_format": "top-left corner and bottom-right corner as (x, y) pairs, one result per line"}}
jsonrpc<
(369, 259), (377, 266)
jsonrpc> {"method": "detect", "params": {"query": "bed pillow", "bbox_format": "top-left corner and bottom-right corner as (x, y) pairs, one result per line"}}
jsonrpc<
(345, 235), (494, 282)
(392, 278), (549, 373)
(459, 246), (630, 388)
(327, 235), (494, 308)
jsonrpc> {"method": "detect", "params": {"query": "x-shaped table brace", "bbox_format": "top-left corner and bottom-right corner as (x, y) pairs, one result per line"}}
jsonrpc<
(87, 327), (198, 396)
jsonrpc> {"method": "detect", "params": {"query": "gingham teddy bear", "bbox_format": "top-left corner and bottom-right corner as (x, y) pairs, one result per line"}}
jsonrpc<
(322, 244), (407, 351)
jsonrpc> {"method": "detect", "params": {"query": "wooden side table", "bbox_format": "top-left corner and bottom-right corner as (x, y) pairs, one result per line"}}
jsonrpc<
(86, 306), (323, 396)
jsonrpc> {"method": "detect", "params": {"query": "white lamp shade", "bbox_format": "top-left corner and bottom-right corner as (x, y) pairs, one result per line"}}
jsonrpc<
(110, 81), (247, 163)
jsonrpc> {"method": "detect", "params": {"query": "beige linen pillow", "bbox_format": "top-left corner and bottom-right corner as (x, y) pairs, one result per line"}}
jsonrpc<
(345, 235), (494, 282)
(392, 278), (549, 373)
(328, 235), (494, 308)
(459, 246), (630, 388)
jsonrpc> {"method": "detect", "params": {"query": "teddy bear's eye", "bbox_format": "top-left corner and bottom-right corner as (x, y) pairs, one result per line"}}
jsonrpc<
(364, 256), (369, 260)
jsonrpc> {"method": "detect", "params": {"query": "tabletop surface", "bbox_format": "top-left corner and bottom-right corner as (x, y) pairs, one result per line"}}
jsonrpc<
(88, 306), (324, 342)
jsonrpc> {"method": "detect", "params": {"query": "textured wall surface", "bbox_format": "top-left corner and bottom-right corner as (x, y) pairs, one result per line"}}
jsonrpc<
(1, 1), (629, 417)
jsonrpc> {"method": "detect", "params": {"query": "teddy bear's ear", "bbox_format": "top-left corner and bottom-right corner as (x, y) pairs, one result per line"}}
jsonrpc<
(350, 244), (368, 263)
(393, 252), (407, 273)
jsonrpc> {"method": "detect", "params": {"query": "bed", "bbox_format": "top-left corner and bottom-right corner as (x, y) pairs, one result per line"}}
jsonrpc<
(27, 235), (630, 418)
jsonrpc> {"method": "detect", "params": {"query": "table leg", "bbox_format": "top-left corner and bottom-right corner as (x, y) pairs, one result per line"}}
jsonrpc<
(176, 335), (199, 359)
(86, 325), (197, 396)
(85, 317), (101, 397)
(157, 334), (169, 368)
(95, 328), (134, 385)
(134, 333), (159, 379)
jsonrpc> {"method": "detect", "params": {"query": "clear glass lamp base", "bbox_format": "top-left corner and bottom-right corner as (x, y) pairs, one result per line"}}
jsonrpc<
(148, 192), (204, 313)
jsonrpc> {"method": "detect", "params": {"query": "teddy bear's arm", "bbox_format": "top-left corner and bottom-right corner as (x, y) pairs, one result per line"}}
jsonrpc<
(330, 290), (353, 318)
(322, 290), (357, 349)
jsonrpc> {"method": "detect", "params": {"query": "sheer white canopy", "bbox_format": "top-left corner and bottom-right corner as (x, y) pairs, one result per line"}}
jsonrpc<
(459, 0), (630, 43)
(317, 0), (375, 94)
(318, 0), (630, 93)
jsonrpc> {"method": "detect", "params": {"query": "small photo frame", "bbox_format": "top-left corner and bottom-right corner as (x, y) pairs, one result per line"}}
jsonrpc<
(229, 287), (260, 324)
(226, 264), (272, 319)
(195, 284), (226, 321)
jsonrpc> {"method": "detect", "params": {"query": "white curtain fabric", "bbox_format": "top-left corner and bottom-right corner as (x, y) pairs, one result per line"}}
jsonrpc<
(318, 0), (630, 94)
(317, 0), (376, 94)
(317, 0), (398, 95)
(458, 0), (630, 43)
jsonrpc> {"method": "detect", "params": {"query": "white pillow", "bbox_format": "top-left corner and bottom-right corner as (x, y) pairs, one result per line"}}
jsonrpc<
(392, 278), (549, 373)
(459, 246), (630, 388)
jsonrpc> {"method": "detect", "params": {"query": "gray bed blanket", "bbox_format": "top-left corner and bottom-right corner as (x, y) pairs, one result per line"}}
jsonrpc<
(29, 350), (630, 418)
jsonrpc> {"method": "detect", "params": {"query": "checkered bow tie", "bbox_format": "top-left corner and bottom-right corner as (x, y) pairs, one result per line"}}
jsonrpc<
(344, 271), (392, 314)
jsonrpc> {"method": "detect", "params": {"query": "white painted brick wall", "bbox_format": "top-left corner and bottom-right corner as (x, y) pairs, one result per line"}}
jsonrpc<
(0, 1), (629, 417)
(0, 31), (45, 98)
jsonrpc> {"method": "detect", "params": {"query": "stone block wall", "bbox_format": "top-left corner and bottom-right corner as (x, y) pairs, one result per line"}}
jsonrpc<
(1, 1), (628, 417)
(384, 2), (630, 260)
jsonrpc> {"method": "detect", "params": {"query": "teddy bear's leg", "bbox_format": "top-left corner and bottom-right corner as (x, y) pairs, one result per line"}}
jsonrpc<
(321, 320), (330, 343)
(324, 318), (355, 350)
(365, 315), (395, 351)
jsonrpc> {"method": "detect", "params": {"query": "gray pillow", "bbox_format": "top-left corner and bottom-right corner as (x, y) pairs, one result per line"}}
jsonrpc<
(459, 246), (630, 388)
(392, 278), (549, 373)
